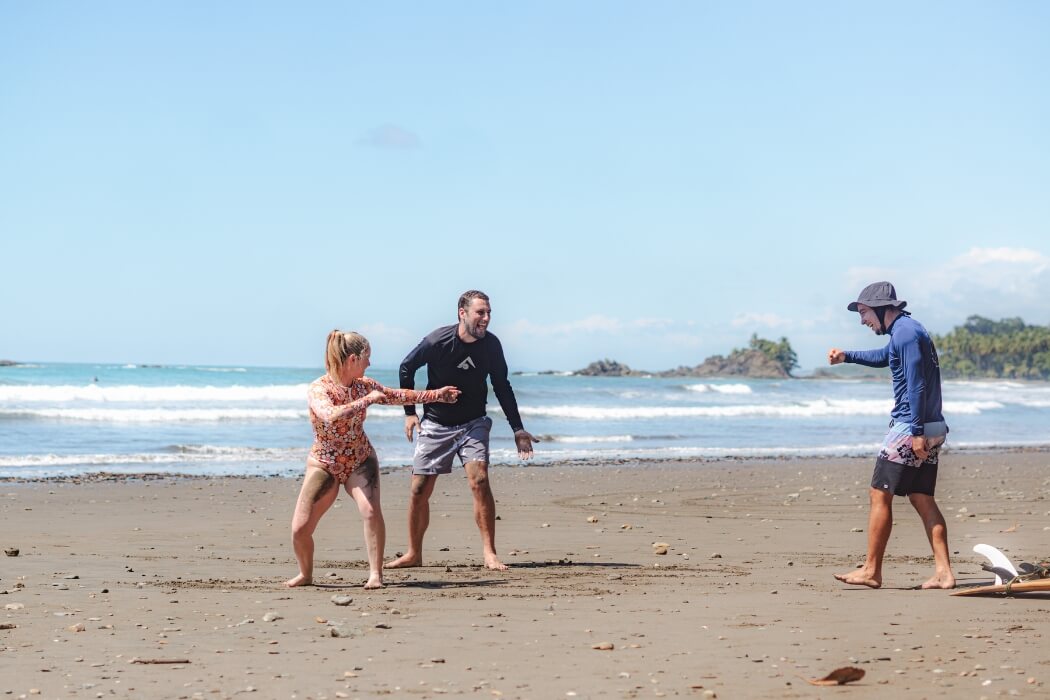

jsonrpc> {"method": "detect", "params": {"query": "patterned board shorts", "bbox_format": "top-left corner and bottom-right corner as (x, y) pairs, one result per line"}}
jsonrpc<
(878, 420), (946, 467)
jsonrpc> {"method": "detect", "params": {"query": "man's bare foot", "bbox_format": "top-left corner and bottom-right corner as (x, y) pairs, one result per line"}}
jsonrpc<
(834, 571), (881, 588)
(920, 572), (956, 590)
(385, 553), (422, 569)
(363, 573), (384, 590)
(484, 553), (508, 571)
(285, 573), (312, 588)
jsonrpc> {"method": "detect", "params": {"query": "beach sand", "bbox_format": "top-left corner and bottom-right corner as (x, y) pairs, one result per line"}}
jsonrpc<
(2, 452), (1049, 699)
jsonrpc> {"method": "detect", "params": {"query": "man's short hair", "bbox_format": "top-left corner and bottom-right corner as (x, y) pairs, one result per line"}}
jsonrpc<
(458, 290), (489, 311)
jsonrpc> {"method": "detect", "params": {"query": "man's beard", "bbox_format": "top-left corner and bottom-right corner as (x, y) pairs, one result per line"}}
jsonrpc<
(465, 321), (486, 339)
(873, 307), (888, 335)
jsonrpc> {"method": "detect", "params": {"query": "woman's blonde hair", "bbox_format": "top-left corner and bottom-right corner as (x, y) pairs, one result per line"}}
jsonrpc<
(325, 330), (369, 379)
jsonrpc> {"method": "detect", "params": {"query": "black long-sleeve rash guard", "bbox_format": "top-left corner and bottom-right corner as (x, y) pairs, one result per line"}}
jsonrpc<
(399, 324), (525, 433)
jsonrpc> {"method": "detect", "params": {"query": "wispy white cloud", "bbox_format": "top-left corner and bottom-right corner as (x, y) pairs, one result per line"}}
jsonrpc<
(730, 309), (839, 332)
(357, 322), (417, 361)
(731, 312), (790, 329)
(357, 124), (422, 150)
(845, 246), (1050, 326)
(507, 315), (676, 337)
(954, 247), (1048, 267)
(501, 315), (701, 369)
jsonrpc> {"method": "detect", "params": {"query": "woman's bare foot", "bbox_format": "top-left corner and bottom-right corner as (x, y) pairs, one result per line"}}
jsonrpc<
(285, 573), (312, 588)
(484, 552), (508, 571)
(834, 570), (881, 588)
(385, 552), (422, 569)
(920, 571), (956, 589)
(363, 573), (384, 590)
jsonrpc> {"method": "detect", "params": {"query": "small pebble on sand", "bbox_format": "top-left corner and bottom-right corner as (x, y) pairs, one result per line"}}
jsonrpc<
(329, 625), (355, 638)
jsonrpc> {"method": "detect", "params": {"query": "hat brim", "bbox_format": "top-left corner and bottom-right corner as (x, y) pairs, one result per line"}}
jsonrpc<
(847, 300), (907, 312)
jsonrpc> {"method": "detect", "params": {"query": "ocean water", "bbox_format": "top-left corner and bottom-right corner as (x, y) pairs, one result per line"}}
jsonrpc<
(2, 362), (1049, 479)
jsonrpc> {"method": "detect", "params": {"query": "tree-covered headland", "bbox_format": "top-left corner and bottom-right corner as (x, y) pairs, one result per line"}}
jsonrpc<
(934, 316), (1050, 380)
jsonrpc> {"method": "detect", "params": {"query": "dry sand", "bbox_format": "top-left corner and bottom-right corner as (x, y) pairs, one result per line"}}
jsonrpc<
(2, 452), (1049, 699)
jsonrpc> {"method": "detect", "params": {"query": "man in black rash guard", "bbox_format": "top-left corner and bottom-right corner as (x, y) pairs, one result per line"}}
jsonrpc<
(386, 290), (539, 571)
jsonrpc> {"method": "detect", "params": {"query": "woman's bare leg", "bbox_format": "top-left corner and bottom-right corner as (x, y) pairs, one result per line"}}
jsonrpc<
(346, 457), (385, 589)
(286, 465), (338, 587)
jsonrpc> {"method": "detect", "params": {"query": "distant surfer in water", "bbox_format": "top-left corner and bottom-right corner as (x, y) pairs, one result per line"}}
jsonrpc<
(287, 330), (459, 589)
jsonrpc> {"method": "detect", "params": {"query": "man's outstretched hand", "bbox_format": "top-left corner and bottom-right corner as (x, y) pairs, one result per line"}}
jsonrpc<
(514, 430), (540, 460)
(827, 348), (845, 365)
(405, 415), (420, 442)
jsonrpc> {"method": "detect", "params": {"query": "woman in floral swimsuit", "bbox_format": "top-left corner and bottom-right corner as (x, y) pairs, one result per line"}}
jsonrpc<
(287, 330), (459, 590)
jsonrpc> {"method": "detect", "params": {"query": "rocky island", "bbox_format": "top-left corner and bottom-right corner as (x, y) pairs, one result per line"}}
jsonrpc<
(576, 335), (798, 379)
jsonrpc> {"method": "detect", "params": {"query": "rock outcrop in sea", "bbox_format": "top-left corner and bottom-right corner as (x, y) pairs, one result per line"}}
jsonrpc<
(661, 348), (790, 378)
(574, 359), (648, 377)
(575, 349), (791, 379)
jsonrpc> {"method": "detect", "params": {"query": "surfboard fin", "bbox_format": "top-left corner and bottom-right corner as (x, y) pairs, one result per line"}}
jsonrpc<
(972, 544), (1018, 586)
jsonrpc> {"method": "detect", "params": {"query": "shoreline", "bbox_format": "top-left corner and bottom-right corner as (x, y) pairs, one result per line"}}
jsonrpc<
(5, 443), (1050, 484)
(3, 453), (1049, 698)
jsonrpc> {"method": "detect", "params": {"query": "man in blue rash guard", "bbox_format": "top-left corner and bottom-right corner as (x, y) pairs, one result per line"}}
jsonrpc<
(386, 290), (540, 571)
(827, 282), (955, 590)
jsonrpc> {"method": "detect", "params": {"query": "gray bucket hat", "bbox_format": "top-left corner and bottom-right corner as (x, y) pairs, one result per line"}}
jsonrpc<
(847, 281), (907, 312)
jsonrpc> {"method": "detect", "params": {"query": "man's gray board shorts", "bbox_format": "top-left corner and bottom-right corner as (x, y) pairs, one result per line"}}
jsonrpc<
(412, 416), (492, 475)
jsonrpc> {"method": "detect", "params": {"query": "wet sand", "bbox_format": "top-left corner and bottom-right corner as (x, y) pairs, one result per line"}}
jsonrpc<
(2, 452), (1049, 698)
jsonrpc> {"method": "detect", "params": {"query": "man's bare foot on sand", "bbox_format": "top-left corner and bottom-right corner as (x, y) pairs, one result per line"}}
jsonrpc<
(834, 570), (881, 588)
(484, 552), (508, 571)
(285, 573), (312, 588)
(920, 572), (956, 590)
(385, 553), (422, 569)
(363, 573), (384, 590)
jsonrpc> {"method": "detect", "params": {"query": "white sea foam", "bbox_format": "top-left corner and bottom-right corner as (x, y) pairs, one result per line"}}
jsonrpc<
(547, 435), (635, 443)
(947, 380), (1031, 390)
(0, 408), (306, 422)
(0, 462), (305, 479)
(0, 403), (410, 423)
(515, 371), (574, 377)
(685, 383), (753, 394)
(516, 399), (1002, 420)
(944, 400), (1005, 414)
(485, 442), (885, 461)
(0, 384), (310, 403)
(1014, 400), (1050, 408)
(0, 446), (304, 468)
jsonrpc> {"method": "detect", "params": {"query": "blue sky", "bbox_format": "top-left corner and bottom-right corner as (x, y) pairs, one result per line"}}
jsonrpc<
(3, 2), (1048, 371)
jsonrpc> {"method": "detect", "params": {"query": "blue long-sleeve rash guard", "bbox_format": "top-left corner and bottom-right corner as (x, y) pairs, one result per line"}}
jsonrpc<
(844, 314), (945, 436)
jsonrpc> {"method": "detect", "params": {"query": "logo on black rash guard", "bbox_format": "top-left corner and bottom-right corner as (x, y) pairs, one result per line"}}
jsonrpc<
(457, 356), (476, 370)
